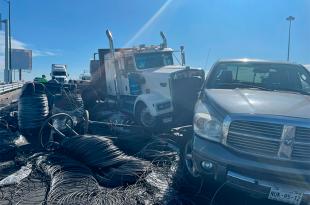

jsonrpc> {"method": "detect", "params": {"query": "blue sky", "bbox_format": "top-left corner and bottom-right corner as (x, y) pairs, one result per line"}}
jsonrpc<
(0, 0), (310, 81)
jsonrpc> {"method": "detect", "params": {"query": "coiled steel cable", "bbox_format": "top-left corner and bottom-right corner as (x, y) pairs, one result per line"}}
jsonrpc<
(36, 153), (102, 205)
(18, 83), (49, 147)
(59, 135), (155, 188)
(60, 135), (131, 169)
(18, 95), (49, 130)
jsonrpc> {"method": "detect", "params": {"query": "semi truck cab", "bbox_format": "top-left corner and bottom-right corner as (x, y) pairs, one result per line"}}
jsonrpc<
(100, 30), (204, 128)
(51, 64), (68, 84)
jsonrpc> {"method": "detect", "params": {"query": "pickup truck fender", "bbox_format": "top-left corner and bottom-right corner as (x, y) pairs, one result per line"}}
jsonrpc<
(134, 93), (172, 117)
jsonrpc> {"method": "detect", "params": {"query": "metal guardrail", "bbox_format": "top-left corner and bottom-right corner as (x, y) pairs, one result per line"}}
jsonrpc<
(0, 82), (24, 95)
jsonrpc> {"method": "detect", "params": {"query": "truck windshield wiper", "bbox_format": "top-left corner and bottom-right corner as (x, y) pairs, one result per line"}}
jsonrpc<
(216, 82), (273, 91)
(273, 89), (310, 96)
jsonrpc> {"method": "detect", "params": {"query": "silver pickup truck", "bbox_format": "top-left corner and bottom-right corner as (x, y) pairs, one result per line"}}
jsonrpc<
(184, 59), (310, 205)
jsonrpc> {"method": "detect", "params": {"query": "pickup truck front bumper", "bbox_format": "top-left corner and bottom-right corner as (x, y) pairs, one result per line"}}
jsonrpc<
(192, 135), (310, 204)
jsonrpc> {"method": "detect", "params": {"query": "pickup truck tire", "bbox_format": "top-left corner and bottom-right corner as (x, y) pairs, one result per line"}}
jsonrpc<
(183, 138), (200, 178)
(181, 138), (221, 195)
(135, 103), (158, 130)
(177, 138), (204, 193)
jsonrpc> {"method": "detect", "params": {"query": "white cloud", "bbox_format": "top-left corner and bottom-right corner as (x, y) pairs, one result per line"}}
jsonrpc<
(32, 50), (58, 57)
(0, 31), (58, 69)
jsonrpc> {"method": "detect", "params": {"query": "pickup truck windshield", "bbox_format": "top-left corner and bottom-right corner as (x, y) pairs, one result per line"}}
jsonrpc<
(207, 62), (310, 95)
(53, 71), (66, 76)
(135, 52), (173, 70)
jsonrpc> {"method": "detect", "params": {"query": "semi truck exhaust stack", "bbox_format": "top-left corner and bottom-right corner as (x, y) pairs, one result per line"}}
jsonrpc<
(106, 29), (115, 57)
(160, 31), (167, 48)
(180, 46), (186, 66)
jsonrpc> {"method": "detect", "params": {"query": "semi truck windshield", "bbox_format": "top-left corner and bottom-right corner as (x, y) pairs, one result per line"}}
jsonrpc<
(53, 71), (66, 76)
(135, 52), (173, 70)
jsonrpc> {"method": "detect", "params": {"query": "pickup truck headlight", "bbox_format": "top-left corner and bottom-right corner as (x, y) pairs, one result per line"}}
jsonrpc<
(193, 101), (223, 142)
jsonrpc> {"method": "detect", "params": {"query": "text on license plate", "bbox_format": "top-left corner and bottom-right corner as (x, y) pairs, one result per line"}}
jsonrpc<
(268, 187), (303, 205)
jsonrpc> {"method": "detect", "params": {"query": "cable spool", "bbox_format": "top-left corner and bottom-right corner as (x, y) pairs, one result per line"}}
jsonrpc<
(45, 79), (62, 110)
(18, 83), (49, 146)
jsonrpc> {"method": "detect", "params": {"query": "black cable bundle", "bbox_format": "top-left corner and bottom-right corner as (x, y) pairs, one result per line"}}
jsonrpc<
(60, 135), (130, 169)
(96, 157), (152, 188)
(60, 135), (153, 188)
(53, 92), (83, 111)
(137, 137), (180, 166)
(88, 118), (151, 155)
(18, 83), (49, 146)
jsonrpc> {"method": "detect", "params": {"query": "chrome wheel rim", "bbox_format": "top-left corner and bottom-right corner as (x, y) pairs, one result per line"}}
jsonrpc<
(184, 140), (199, 178)
(140, 107), (156, 128)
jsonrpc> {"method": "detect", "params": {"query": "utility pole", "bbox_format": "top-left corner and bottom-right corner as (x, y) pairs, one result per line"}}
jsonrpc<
(7, 0), (12, 82)
(286, 16), (295, 61)
(0, 14), (10, 83)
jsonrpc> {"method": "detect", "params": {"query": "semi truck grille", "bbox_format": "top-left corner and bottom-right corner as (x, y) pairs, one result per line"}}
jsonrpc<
(292, 127), (310, 160)
(227, 120), (283, 157)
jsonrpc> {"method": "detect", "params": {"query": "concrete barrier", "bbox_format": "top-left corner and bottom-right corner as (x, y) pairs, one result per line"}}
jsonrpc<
(0, 82), (24, 95)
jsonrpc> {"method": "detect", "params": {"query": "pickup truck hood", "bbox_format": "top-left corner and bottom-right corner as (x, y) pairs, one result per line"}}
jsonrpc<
(205, 89), (310, 119)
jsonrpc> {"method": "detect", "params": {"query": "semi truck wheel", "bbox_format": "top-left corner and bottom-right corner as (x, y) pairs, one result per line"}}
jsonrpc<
(136, 103), (157, 129)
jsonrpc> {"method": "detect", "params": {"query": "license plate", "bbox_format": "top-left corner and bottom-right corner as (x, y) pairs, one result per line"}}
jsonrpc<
(162, 117), (172, 123)
(268, 187), (303, 205)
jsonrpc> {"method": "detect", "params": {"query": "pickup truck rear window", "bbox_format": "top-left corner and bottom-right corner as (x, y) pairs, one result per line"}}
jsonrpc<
(207, 62), (310, 95)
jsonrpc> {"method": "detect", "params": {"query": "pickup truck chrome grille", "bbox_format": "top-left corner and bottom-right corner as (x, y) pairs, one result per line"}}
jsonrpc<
(227, 120), (283, 157)
(295, 127), (310, 143)
(292, 127), (310, 160)
(227, 120), (310, 161)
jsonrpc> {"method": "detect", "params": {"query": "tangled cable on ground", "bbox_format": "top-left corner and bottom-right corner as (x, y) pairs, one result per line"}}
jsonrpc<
(36, 153), (102, 204)
(59, 135), (154, 188)
(0, 163), (49, 205)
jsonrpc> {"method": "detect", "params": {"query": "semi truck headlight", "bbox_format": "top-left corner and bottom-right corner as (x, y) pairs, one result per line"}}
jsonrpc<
(194, 101), (223, 142)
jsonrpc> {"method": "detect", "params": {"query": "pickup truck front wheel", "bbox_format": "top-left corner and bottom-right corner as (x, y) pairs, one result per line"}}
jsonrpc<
(178, 138), (203, 193)
(184, 139), (200, 178)
(136, 103), (157, 129)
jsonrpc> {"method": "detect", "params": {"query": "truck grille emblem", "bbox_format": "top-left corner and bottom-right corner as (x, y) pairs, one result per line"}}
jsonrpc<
(278, 125), (295, 159)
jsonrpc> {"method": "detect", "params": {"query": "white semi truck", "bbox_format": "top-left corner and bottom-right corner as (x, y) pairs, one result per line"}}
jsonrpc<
(90, 30), (205, 129)
(51, 64), (68, 83)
